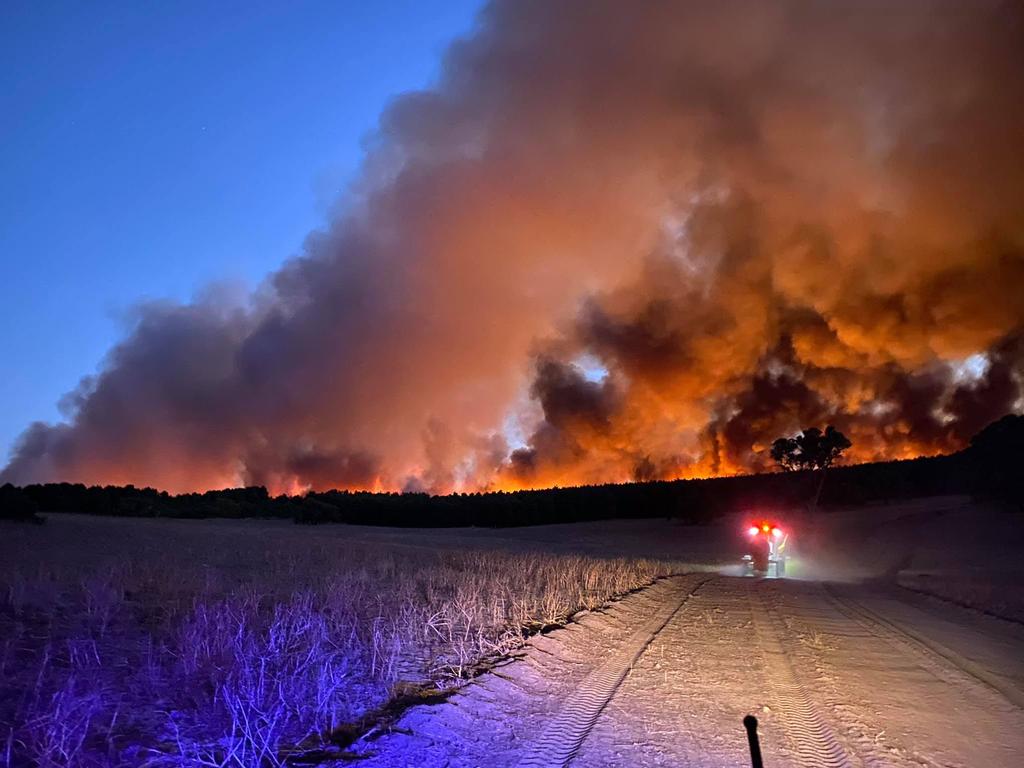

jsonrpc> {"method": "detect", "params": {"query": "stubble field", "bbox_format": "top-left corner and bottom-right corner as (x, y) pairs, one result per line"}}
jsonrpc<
(0, 514), (689, 767)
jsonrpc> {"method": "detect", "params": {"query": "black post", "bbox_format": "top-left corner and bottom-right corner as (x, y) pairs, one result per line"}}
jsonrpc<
(743, 714), (764, 768)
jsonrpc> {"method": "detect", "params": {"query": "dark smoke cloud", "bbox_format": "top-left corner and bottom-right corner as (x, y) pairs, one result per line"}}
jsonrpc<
(4, 0), (1023, 493)
(509, 357), (621, 484)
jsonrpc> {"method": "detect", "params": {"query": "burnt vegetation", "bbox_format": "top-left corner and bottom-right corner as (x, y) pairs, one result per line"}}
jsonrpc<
(4, 416), (1021, 526)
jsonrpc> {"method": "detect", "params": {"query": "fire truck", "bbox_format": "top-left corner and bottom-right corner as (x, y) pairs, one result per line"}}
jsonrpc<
(742, 520), (788, 578)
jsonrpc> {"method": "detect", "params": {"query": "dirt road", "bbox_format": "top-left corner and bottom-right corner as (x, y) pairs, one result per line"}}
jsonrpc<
(360, 574), (1024, 767)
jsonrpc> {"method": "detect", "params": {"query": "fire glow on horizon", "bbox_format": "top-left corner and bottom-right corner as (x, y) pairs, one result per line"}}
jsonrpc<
(2, 0), (1023, 495)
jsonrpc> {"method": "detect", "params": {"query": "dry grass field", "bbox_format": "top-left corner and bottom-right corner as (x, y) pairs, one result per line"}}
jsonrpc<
(0, 514), (688, 767)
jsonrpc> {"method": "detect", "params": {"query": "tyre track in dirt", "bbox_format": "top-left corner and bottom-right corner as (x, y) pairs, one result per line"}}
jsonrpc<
(755, 581), (914, 768)
(516, 575), (713, 767)
(824, 584), (1024, 710)
(747, 582), (857, 768)
(356, 573), (709, 767)
(360, 575), (1024, 767)
(571, 577), (870, 767)
(764, 579), (1024, 767)
(572, 577), (900, 768)
(571, 575), (772, 767)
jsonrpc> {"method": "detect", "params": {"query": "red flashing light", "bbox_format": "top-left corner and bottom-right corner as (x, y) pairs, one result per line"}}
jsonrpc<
(748, 526), (759, 536)
(772, 527), (783, 538)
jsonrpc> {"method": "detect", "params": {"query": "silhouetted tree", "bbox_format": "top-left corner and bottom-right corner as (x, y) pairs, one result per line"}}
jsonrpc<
(771, 426), (852, 510)
(968, 413), (1024, 460)
(0, 483), (42, 523)
(770, 426), (851, 471)
(966, 414), (1024, 509)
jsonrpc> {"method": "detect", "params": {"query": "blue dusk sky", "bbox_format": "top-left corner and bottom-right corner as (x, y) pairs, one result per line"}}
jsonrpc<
(0, 0), (484, 462)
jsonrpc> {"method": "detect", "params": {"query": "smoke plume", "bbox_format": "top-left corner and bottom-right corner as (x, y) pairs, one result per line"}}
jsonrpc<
(4, 0), (1023, 493)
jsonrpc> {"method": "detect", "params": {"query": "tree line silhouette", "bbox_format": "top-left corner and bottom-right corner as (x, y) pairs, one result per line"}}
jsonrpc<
(2, 415), (1020, 526)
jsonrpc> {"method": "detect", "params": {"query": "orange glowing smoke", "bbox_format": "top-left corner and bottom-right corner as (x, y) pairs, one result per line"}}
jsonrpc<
(2, 1), (1023, 495)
